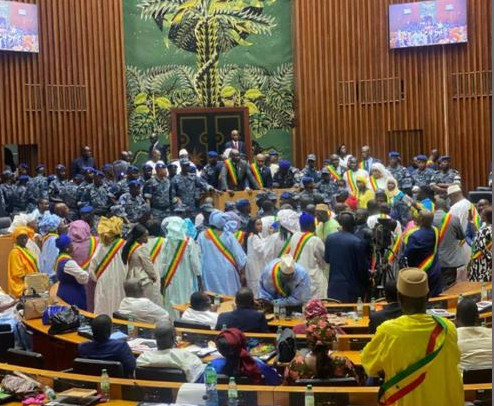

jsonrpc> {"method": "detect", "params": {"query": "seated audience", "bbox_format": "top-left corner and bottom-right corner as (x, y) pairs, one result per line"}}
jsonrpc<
(118, 279), (170, 324)
(215, 287), (268, 333)
(456, 298), (492, 369)
(284, 317), (362, 385)
(368, 280), (402, 334)
(78, 315), (136, 377)
(136, 320), (205, 382)
(198, 328), (282, 385)
(361, 268), (463, 406)
(293, 299), (328, 334)
(181, 291), (218, 329)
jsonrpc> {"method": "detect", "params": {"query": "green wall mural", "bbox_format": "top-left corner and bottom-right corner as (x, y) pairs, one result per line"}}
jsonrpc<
(123, 0), (294, 163)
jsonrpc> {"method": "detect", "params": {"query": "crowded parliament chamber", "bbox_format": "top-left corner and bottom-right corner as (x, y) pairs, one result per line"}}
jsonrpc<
(0, 0), (492, 405)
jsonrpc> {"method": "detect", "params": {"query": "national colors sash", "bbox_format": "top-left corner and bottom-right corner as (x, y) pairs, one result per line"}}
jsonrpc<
(15, 245), (39, 273)
(327, 165), (341, 182)
(205, 228), (237, 268)
(359, 160), (367, 171)
(471, 240), (492, 261)
(149, 237), (164, 264)
(271, 261), (289, 297)
(344, 170), (358, 195)
(224, 159), (238, 186)
(369, 175), (378, 192)
(387, 226), (419, 265)
(378, 316), (448, 406)
(128, 242), (142, 261)
(42, 233), (58, 246)
(292, 232), (313, 261)
(79, 236), (98, 270)
(438, 213), (452, 245)
(470, 205), (482, 230)
(278, 236), (292, 258)
(235, 231), (246, 246)
(55, 253), (72, 272)
(162, 237), (189, 288)
(93, 238), (125, 280)
(413, 227), (439, 272)
(250, 163), (263, 188)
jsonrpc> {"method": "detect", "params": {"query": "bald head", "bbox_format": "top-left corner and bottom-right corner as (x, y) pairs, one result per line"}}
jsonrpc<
(235, 287), (255, 309)
(155, 320), (175, 350)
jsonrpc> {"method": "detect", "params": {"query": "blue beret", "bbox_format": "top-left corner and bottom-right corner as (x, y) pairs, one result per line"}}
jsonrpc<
(439, 155), (451, 162)
(280, 192), (294, 199)
(323, 158), (331, 164)
(299, 212), (315, 229)
(19, 163), (28, 170)
(83, 167), (95, 174)
(142, 164), (153, 170)
(302, 176), (314, 185)
(127, 165), (139, 173)
(208, 151), (218, 157)
(56, 164), (66, 171)
(35, 164), (45, 170)
(18, 175), (29, 182)
(236, 199), (250, 208)
(155, 163), (166, 169)
(179, 158), (190, 165)
(173, 206), (186, 213)
(269, 149), (279, 156)
(47, 175), (56, 182)
(416, 155), (428, 161)
(102, 164), (113, 171)
(74, 174), (84, 180)
(279, 159), (291, 170)
(167, 163), (177, 169)
(128, 179), (142, 187)
(79, 206), (94, 214)
(55, 234), (72, 251)
(388, 151), (400, 158)
(94, 170), (105, 177)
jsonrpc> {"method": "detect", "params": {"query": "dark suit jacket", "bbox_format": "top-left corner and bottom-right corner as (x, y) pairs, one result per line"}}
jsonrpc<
(149, 142), (168, 162)
(78, 339), (136, 377)
(224, 140), (246, 154)
(215, 308), (269, 333)
(219, 160), (258, 191)
(368, 302), (403, 334)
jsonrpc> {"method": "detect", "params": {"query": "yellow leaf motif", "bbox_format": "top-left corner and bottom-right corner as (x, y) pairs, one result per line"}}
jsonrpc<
(245, 88), (263, 100)
(134, 105), (150, 115)
(133, 92), (148, 105)
(221, 85), (237, 98)
(245, 101), (259, 115)
(154, 97), (172, 109)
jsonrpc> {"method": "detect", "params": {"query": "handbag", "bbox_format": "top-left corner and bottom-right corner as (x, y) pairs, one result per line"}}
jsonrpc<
(277, 327), (297, 363)
(20, 289), (56, 320)
(24, 274), (50, 294)
(1, 375), (39, 399)
(48, 306), (80, 335)
(42, 305), (68, 325)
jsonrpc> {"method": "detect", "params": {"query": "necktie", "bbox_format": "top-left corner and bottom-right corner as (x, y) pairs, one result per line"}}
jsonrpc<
(234, 141), (238, 150)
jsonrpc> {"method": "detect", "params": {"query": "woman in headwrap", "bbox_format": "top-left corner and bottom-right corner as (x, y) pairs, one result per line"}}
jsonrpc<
(68, 220), (99, 312)
(8, 213), (40, 257)
(370, 163), (393, 191)
(160, 217), (201, 318)
(293, 299), (328, 334)
(199, 328), (282, 385)
(263, 209), (300, 263)
(89, 216), (127, 315)
(385, 177), (413, 227)
(197, 210), (247, 295)
(122, 224), (161, 306)
(38, 214), (62, 281)
(284, 317), (362, 385)
(356, 175), (375, 209)
(245, 217), (265, 297)
(55, 235), (89, 309)
(8, 227), (39, 298)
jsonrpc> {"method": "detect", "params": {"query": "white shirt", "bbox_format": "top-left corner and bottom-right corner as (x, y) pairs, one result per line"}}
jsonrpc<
(63, 259), (89, 284)
(136, 348), (205, 383)
(449, 198), (472, 234)
(457, 326), (492, 369)
(181, 308), (218, 329)
(118, 297), (170, 324)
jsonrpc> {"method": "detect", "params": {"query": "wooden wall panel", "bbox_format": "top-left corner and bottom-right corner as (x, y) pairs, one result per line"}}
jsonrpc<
(294, 0), (492, 190)
(0, 0), (127, 172)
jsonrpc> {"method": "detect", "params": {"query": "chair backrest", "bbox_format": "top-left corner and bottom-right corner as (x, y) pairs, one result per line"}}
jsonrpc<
(295, 377), (359, 387)
(5, 349), (44, 369)
(463, 367), (492, 384)
(0, 329), (15, 356)
(112, 311), (131, 321)
(217, 374), (252, 385)
(323, 298), (343, 304)
(173, 319), (211, 330)
(468, 191), (492, 204)
(0, 324), (13, 332)
(73, 358), (124, 378)
(136, 367), (187, 382)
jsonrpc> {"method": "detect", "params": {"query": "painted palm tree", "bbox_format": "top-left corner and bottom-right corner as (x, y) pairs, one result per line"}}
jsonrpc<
(138, 0), (276, 107)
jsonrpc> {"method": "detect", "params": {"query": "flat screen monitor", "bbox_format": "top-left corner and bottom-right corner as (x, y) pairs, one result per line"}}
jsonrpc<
(0, 0), (39, 53)
(389, 0), (467, 49)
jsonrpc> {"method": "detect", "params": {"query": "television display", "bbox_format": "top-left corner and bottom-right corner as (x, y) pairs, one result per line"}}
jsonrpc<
(0, 0), (39, 53)
(389, 0), (467, 49)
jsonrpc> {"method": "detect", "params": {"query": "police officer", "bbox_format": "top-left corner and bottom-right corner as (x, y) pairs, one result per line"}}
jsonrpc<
(49, 164), (69, 204)
(77, 167), (95, 207)
(12, 175), (30, 215)
(300, 154), (320, 183)
(430, 156), (461, 196)
(26, 164), (48, 211)
(143, 162), (172, 222)
(201, 151), (223, 189)
(316, 167), (338, 202)
(0, 170), (16, 215)
(172, 159), (214, 212)
(85, 171), (113, 217)
(119, 179), (148, 224)
(116, 165), (140, 197)
(273, 159), (296, 189)
(387, 151), (413, 194)
(411, 155), (435, 189)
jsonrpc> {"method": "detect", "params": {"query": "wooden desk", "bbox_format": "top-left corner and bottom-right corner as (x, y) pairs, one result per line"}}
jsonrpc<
(212, 189), (297, 211)
(269, 316), (370, 333)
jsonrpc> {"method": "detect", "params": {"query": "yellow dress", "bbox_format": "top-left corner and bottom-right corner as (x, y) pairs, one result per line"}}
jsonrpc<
(357, 188), (375, 209)
(8, 245), (38, 298)
(361, 314), (463, 406)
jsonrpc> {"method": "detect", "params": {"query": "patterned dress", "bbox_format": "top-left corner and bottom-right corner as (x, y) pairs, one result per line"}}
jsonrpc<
(468, 224), (492, 282)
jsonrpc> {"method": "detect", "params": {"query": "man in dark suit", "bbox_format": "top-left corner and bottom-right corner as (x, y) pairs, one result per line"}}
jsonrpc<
(368, 280), (402, 334)
(215, 287), (269, 333)
(219, 149), (258, 192)
(223, 129), (246, 154)
(251, 153), (273, 189)
(72, 146), (96, 176)
(149, 132), (168, 162)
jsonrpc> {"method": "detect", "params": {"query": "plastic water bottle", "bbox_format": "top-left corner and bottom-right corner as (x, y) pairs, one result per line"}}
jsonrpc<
(273, 301), (280, 320)
(100, 369), (110, 401)
(457, 294), (464, 305)
(228, 377), (238, 406)
(276, 325), (283, 342)
(370, 297), (376, 312)
(204, 365), (218, 406)
(43, 386), (56, 401)
(356, 297), (364, 318)
(214, 294), (221, 307)
(280, 305), (286, 320)
(127, 316), (137, 339)
(221, 323), (228, 331)
(481, 282), (487, 301)
(305, 384), (315, 406)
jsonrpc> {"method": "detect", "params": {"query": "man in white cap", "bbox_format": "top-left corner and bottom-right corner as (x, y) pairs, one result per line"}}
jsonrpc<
(362, 268), (463, 406)
(258, 254), (311, 307)
(262, 209), (300, 263)
(447, 184), (479, 234)
(169, 149), (191, 175)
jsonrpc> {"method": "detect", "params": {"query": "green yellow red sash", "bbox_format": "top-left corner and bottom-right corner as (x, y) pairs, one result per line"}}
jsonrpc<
(387, 226), (419, 264)
(271, 261), (288, 297)
(128, 242), (142, 261)
(80, 236), (98, 270)
(345, 170), (358, 196)
(149, 237), (164, 264)
(327, 165), (341, 182)
(235, 231), (246, 246)
(416, 227), (438, 272)
(55, 253), (73, 272)
(42, 233), (58, 246)
(206, 228), (236, 268)
(94, 238), (125, 280)
(162, 237), (189, 288)
(250, 163), (263, 188)
(224, 159), (238, 186)
(369, 176), (378, 192)
(292, 232), (313, 261)
(471, 205), (482, 230)
(438, 213), (452, 245)
(359, 161), (366, 171)
(471, 240), (492, 261)
(278, 236), (292, 258)
(15, 245), (39, 274)
(378, 316), (447, 405)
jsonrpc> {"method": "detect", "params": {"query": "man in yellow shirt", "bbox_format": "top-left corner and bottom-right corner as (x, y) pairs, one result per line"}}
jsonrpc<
(361, 268), (463, 406)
